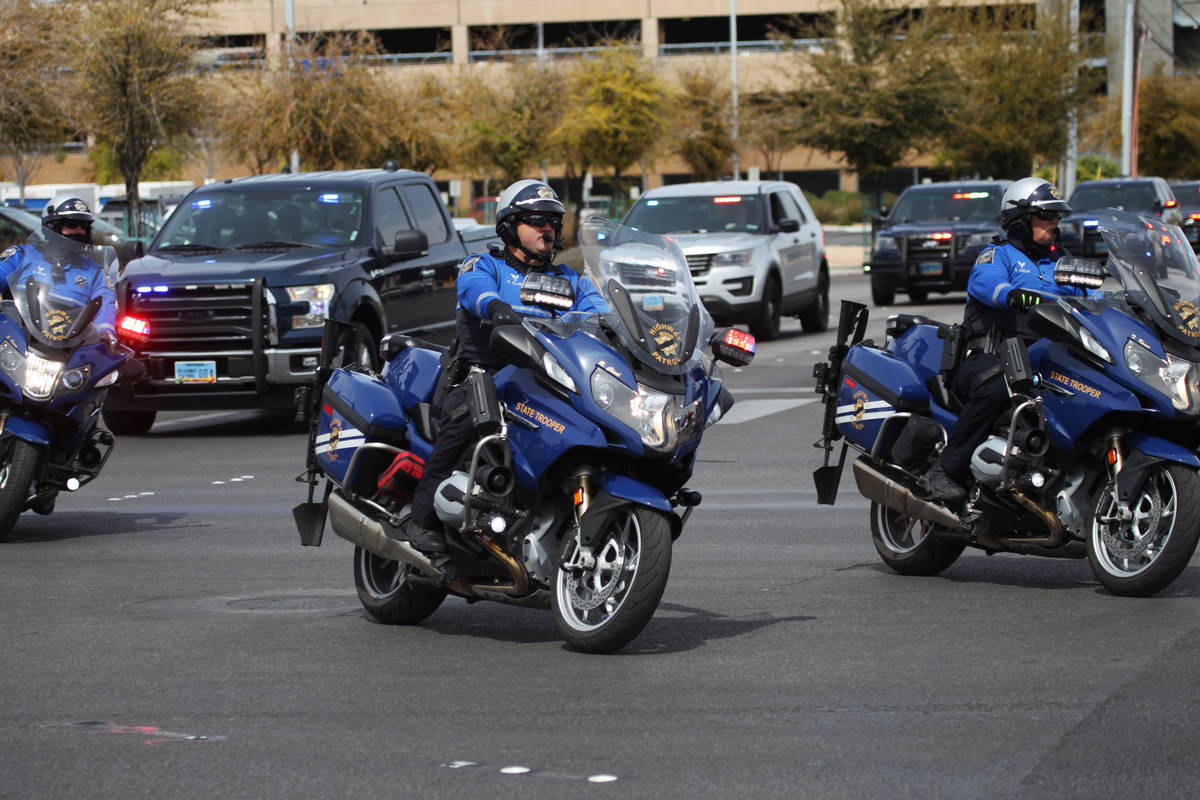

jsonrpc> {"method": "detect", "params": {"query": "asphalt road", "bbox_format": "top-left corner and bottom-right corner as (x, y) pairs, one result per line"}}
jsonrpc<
(3, 273), (1200, 799)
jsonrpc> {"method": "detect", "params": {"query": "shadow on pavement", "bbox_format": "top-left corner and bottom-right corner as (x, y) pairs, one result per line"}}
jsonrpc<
(2, 509), (202, 543)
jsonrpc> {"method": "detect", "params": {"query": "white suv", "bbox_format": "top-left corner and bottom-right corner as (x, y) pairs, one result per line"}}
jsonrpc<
(623, 180), (828, 340)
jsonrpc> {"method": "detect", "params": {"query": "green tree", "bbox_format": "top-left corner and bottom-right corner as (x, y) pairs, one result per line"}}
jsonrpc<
(0, 0), (72, 204)
(741, 87), (805, 179)
(1131, 68), (1200, 179)
(553, 47), (667, 214)
(788, 0), (957, 207)
(371, 73), (456, 176)
(672, 67), (733, 180)
(458, 59), (567, 185)
(937, 4), (1103, 179)
(77, 0), (211, 237)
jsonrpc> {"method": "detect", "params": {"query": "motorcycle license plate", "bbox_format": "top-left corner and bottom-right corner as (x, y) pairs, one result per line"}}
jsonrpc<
(174, 360), (217, 384)
(919, 261), (943, 276)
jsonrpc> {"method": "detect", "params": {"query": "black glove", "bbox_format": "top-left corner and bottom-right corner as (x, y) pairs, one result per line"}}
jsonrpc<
(1006, 288), (1043, 312)
(487, 299), (522, 327)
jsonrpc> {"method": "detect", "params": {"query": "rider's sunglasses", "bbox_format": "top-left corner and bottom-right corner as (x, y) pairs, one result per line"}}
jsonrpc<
(1032, 210), (1065, 222)
(519, 213), (561, 229)
(58, 221), (89, 232)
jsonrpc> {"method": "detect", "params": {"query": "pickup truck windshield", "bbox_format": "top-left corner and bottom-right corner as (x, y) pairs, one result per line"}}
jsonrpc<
(1069, 183), (1158, 212)
(890, 188), (1001, 223)
(625, 195), (764, 234)
(155, 189), (366, 250)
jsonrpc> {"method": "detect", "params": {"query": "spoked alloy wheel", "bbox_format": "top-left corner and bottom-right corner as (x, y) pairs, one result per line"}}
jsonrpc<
(552, 506), (672, 653)
(1087, 464), (1200, 597)
(0, 438), (40, 542)
(353, 545), (446, 624)
(870, 501), (965, 576)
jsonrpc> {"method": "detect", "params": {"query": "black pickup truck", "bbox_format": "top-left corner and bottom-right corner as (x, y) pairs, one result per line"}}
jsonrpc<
(864, 180), (1011, 306)
(104, 165), (495, 434)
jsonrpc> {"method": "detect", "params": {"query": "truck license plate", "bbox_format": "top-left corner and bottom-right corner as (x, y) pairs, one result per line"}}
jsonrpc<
(919, 262), (943, 276)
(174, 360), (217, 384)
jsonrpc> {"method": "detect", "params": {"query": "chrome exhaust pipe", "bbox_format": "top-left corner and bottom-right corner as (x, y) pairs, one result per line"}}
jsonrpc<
(852, 459), (967, 531)
(326, 491), (443, 578)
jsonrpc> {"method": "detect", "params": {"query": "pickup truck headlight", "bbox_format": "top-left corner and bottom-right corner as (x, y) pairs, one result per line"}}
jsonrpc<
(873, 234), (898, 253)
(964, 232), (994, 248)
(1124, 339), (1200, 414)
(286, 284), (335, 329)
(711, 249), (755, 267)
(590, 368), (702, 450)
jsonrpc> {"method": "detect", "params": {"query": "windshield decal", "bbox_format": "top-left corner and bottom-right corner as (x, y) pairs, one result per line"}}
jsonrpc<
(1174, 300), (1200, 338)
(650, 322), (682, 366)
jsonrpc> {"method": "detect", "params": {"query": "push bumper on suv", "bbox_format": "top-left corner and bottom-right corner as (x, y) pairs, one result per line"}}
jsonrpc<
(866, 227), (992, 295)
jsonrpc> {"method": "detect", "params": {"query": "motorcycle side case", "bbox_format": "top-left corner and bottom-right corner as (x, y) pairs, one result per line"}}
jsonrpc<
(316, 369), (408, 486)
(836, 345), (931, 453)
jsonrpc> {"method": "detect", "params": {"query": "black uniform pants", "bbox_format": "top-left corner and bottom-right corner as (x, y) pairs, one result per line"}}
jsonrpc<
(409, 384), (475, 529)
(939, 352), (1009, 484)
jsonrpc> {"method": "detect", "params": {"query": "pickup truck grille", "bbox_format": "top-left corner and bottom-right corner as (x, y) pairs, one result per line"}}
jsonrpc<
(686, 254), (713, 277)
(903, 233), (956, 261)
(125, 281), (268, 353)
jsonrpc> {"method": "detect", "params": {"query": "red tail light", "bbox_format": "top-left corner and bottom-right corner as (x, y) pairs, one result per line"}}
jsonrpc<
(723, 327), (756, 354)
(118, 315), (150, 340)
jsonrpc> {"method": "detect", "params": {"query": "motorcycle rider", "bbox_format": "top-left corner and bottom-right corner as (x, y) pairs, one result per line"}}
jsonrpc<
(0, 196), (118, 341)
(399, 179), (609, 557)
(926, 177), (1095, 502)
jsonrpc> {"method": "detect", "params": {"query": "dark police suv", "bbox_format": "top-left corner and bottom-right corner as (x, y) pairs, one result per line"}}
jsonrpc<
(104, 166), (494, 434)
(863, 180), (1011, 306)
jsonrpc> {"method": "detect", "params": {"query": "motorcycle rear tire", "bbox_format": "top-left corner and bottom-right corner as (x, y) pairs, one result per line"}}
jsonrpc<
(0, 438), (39, 541)
(353, 546), (446, 624)
(870, 501), (965, 576)
(552, 505), (672, 654)
(1087, 463), (1200, 597)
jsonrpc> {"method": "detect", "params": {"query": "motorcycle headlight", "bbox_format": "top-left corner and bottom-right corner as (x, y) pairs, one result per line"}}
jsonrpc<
(590, 368), (700, 450)
(1125, 339), (1200, 414)
(58, 365), (91, 393)
(24, 351), (64, 400)
(285, 283), (335, 329)
(541, 351), (577, 394)
(0, 340), (23, 376)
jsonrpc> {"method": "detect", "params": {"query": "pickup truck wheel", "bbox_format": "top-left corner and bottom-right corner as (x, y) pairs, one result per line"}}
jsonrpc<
(908, 288), (928, 304)
(870, 279), (894, 307)
(102, 408), (157, 436)
(336, 322), (378, 372)
(798, 269), (830, 333)
(750, 275), (782, 341)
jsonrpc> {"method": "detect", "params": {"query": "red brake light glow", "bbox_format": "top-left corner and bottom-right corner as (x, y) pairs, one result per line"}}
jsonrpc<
(118, 315), (150, 338)
(931, 232), (953, 241)
(713, 196), (742, 204)
(724, 328), (756, 353)
(1166, 199), (1178, 208)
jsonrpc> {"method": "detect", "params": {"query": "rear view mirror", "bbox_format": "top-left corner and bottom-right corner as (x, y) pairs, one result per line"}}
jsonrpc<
(711, 327), (756, 367)
(388, 229), (429, 263)
(778, 218), (800, 233)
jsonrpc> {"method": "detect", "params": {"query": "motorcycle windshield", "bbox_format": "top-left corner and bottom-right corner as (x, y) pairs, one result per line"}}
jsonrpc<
(10, 229), (116, 349)
(579, 217), (714, 376)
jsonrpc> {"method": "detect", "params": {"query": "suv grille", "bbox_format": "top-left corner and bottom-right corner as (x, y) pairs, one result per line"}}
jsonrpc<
(686, 253), (713, 277)
(125, 281), (268, 353)
(904, 233), (956, 261)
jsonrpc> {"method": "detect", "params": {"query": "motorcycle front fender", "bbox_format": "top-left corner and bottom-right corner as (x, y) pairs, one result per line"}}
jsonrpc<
(579, 474), (679, 547)
(1124, 433), (1200, 468)
(2, 414), (50, 447)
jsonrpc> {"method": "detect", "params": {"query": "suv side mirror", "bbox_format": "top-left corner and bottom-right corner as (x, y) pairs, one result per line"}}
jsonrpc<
(778, 218), (800, 233)
(388, 229), (429, 263)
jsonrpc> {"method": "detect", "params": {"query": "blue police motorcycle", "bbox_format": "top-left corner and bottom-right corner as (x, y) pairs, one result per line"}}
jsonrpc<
(294, 218), (756, 652)
(0, 230), (131, 540)
(813, 210), (1200, 596)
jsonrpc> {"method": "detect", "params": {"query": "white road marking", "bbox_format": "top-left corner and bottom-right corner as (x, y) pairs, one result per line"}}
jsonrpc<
(719, 397), (817, 425)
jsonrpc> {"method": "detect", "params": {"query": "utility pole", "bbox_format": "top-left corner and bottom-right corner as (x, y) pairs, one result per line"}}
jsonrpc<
(287, 0), (299, 173)
(730, 0), (739, 180)
(1120, 0), (1134, 176)
(1063, 0), (1079, 198)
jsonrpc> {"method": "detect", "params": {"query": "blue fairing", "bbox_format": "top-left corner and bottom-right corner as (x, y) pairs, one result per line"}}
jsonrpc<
(1125, 433), (1200, 467)
(495, 366), (609, 490)
(383, 347), (442, 410)
(1029, 340), (1142, 451)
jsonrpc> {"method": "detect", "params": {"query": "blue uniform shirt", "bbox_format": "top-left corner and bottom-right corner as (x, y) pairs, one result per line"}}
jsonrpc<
(457, 251), (609, 320)
(967, 240), (1089, 308)
(0, 243), (118, 337)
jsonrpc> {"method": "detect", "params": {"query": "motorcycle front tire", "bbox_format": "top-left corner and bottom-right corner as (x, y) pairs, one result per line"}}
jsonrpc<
(552, 504), (672, 654)
(0, 438), (39, 541)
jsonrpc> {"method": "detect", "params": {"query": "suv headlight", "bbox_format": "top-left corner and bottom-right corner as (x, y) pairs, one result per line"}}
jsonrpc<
(1125, 338), (1200, 414)
(590, 368), (702, 450)
(285, 284), (335, 329)
(711, 249), (755, 267)
(873, 234), (898, 253)
(964, 232), (994, 248)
